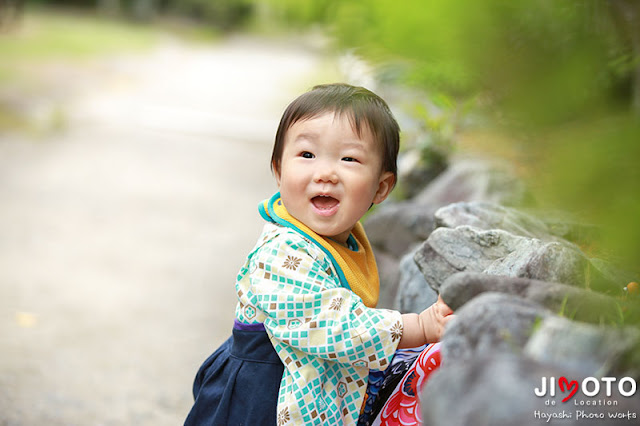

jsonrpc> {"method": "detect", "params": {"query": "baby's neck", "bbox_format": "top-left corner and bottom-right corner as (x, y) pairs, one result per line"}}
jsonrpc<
(327, 236), (349, 247)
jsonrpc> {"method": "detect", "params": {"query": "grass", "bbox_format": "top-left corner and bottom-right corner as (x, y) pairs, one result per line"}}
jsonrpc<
(0, 8), (160, 66)
(0, 7), (220, 134)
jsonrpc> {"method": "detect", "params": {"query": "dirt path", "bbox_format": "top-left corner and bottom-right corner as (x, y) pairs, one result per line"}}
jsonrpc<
(0, 35), (325, 425)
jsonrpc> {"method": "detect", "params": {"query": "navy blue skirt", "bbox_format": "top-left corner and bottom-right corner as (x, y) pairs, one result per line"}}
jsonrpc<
(185, 321), (284, 426)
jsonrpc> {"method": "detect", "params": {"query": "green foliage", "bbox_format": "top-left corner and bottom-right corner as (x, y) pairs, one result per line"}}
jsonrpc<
(326, 1), (628, 115)
(554, 291), (640, 327)
(311, 0), (640, 274)
(409, 95), (458, 166)
(535, 115), (640, 270)
(256, 0), (337, 27)
(331, 1), (479, 95)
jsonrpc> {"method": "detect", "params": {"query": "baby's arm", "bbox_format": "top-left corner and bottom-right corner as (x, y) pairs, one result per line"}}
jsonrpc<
(398, 295), (454, 349)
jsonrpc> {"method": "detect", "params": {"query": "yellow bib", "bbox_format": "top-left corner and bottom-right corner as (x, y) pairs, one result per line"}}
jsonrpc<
(260, 193), (380, 308)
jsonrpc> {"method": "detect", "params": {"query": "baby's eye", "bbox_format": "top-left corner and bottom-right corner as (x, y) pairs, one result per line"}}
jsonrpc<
(342, 157), (358, 163)
(301, 152), (315, 159)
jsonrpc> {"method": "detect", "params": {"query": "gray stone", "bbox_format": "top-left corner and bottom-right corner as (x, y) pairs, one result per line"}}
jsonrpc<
(435, 201), (605, 247)
(434, 201), (563, 241)
(421, 354), (556, 426)
(365, 157), (528, 259)
(413, 157), (527, 208)
(374, 249), (400, 310)
(421, 353), (637, 426)
(364, 201), (435, 256)
(414, 225), (601, 292)
(440, 272), (624, 324)
(441, 292), (549, 362)
(483, 237), (585, 284)
(525, 316), (640, 378)
(537, 211), (601, 246)
(393, 248), (438, 313)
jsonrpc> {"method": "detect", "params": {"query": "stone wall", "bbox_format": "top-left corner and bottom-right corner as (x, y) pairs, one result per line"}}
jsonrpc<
(364, 155), (640, 426)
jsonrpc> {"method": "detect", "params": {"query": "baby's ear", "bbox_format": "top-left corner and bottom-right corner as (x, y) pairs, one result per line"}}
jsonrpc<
(372, 172), (395, 205)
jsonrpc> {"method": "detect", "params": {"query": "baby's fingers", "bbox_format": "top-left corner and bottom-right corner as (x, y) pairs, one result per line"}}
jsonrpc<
(442, 313), (455, 326)
(436, 295), (454, 317)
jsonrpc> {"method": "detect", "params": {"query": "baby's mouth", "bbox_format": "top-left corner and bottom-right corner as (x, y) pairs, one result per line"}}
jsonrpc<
(311, 195), (339, 215)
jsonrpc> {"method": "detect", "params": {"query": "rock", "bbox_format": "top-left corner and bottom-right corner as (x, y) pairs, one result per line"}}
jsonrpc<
(364, 157), (527, 260)
(441, 292), (549, 362)
(435, 203), (627, 291)
(483, 239), (586, 287)
(421, 354), (555, 426)
(536, 211), (602, 247)
(421, 353), (637, 426)
(524, 316), (640, 379)
(414, 226), (614, 293)
(364, 201), (436, 256)
(393, 248), (438, 313)
(435, 201), (604, 246)
(413, 157), (527, 208)
(440, 272), (624, 324)
(374, 249), (400, 310)
(434, 202), (563, 241)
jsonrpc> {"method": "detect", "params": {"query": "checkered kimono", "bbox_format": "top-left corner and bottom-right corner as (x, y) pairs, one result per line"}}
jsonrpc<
(235, 194), (403, 425)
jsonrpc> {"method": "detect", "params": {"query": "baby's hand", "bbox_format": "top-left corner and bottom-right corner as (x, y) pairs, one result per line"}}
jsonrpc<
(418, 295), (455, 343)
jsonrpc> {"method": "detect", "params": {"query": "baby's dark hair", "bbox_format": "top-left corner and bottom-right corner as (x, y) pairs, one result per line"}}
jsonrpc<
(271, 83), (400, 181)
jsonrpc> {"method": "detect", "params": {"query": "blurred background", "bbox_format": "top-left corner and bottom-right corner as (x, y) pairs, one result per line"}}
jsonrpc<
(1, 0), (639, 424)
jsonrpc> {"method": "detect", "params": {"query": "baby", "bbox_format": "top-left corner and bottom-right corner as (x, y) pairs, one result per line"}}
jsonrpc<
(185, 83), (454, 426)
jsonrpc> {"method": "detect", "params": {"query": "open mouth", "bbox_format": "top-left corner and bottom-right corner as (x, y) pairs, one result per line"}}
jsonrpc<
(311, 195), (339, 216)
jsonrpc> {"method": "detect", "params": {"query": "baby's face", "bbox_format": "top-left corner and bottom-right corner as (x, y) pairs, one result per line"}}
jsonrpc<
(275, 111), (394, 244)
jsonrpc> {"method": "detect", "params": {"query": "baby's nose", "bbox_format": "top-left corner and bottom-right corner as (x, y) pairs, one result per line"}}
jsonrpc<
(313, 162), (338, 183)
